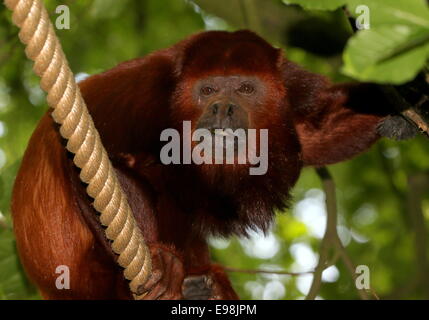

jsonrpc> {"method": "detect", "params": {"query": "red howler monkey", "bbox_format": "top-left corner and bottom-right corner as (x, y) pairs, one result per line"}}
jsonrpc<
(11, 30), (413, 300)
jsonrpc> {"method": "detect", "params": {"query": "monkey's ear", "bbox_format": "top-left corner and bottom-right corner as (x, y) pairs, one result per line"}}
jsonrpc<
(173, 44), (186, 77)
(276, 50), (286, 70)
(282, 61), (390, 167)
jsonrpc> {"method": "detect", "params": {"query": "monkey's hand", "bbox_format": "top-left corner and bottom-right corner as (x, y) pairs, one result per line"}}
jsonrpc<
(377, 115), (418, 140)
(182, 265), (239, 300)
(137, 244), (185, 300)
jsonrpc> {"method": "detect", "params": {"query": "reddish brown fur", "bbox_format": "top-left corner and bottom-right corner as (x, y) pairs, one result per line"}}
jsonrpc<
(12, 30), (389, 299)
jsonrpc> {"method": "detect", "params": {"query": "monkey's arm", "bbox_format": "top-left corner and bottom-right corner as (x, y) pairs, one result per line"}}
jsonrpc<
(282, 60), (416, 166)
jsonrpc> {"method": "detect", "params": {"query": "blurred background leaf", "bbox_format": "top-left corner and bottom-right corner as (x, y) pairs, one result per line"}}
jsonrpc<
(286, 0), (429, 83)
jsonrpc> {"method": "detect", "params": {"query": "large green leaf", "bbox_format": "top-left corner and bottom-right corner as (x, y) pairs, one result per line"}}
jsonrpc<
(282, 0), (346, 11)
(283, 0), (429, 83)
(347, 0), (429, 28)
(284, 0), (429, 27)
(342, 24), (429, 83)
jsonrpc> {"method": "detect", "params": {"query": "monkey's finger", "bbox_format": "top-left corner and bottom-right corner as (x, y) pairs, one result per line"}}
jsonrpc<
(138, 248), (164, 296)
(159, 255), (185, 300)
(146, 249), (180, 300)
(155, 252), (177, 300)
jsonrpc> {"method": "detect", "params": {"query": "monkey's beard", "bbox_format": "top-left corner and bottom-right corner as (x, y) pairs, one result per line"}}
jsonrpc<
(190, 141), (264, 197)
(194, 132), (302, 237)
(164, 129), (301, 237)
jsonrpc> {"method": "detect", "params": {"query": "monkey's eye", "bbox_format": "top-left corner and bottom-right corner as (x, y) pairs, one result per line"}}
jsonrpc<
(200, 86), (216, 96)
(238, 83), (255, 95)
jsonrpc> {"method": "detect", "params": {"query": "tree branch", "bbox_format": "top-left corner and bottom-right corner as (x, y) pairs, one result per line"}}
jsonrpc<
(224, 266), (314, 276)
(380, 85), (429, 137)
(306, 167), (375, 300)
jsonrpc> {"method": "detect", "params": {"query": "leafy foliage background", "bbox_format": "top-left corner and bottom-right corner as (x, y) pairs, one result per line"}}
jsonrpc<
(0, 0), (428, 300)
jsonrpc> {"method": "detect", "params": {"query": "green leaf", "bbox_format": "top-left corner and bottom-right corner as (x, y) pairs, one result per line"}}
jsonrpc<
(282, 0), (346, 11)
(347, 0), (429, 28)
(284, 0), (429, 27)
(0, 229), (37, 299)
(342, 24), (429, 84)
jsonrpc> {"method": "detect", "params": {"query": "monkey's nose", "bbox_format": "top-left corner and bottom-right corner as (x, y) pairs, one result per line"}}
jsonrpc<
(211, 102), (237, 117)
(227, 104), (235, 116)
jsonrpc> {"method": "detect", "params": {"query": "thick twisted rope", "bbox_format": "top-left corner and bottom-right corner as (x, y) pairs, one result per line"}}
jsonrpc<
(4, 0), (151, 297)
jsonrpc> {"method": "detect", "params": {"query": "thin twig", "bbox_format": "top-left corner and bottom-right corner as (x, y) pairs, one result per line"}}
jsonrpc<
(381, 85), (429, 137)
(306, 168), (339, 299)
(306, 167), (375, 300)
(305, 235), (331, 300)
(224, 266), (314, 276)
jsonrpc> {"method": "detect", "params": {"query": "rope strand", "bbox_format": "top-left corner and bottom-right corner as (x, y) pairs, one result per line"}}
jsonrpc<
(4, 0), (152, 298)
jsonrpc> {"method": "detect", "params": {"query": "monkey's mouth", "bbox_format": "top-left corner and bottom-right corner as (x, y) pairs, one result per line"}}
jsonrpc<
(207, 126), (245, 135)
(189, 131), (247, 167)
(195, 128), (247, 153)
(189, 126), (268, 174)
(211, 128), (233, 136)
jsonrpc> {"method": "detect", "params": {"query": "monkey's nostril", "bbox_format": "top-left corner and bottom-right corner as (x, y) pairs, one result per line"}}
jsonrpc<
(227, 104), (235, 116)
(212, 104), (219, 115)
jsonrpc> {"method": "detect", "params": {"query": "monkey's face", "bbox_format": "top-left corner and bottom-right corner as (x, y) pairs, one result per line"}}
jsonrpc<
(193, 75), (266, 132)
(190, 75), (274, 170)
(168, 72), (288, 183)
